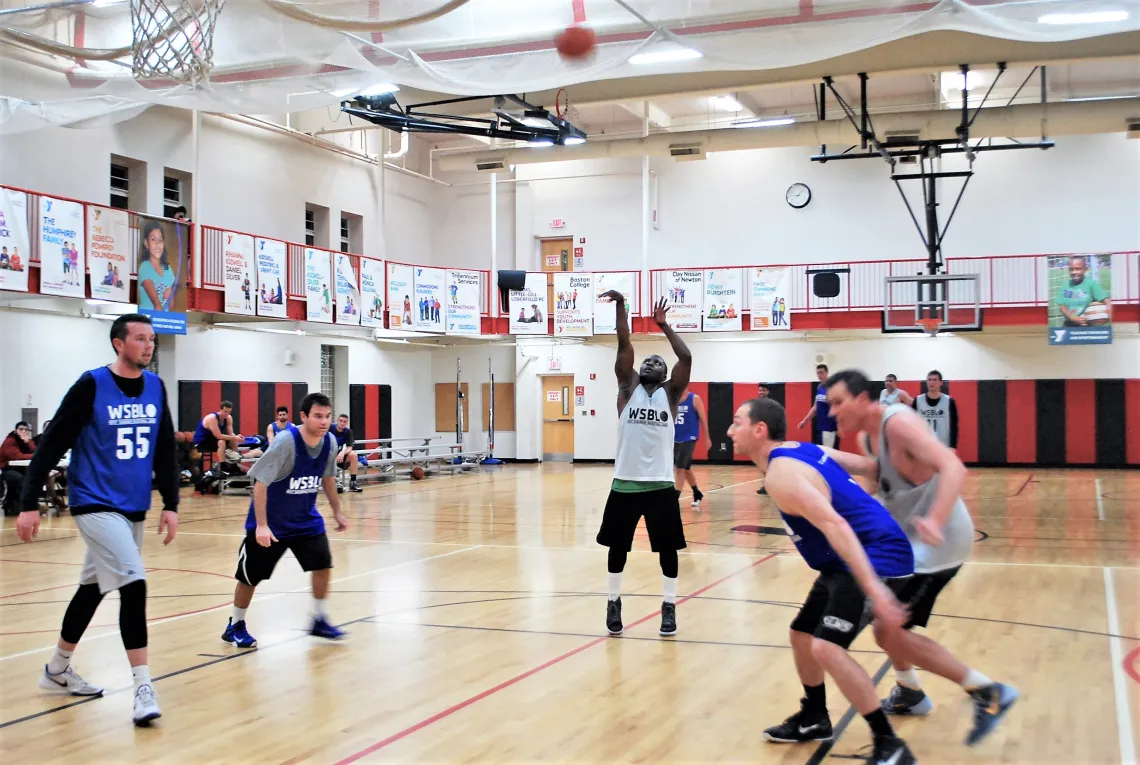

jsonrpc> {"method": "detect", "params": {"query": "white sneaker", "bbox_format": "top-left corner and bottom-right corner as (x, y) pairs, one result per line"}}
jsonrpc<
(39, 664), (104, 697)
(691, 498), (702, 509)
(132, 683), (162, 726)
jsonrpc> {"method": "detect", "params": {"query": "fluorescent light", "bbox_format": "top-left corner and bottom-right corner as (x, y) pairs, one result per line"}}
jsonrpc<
(629, 47), (702, 66)
(1038, 10), (1128, 23)
(562, 135), (586, 146)
(528, 138), (555, 147)
(358, 83), (400, 96)
(1065, 94), (1136, 102)
(734, 117), (795, 128)
(93, 0), (128, 7)
(711, 95), (744, 112)
(331, 88), (357, 97)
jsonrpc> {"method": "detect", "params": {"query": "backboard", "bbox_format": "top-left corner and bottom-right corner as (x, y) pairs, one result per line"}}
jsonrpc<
(883, 274), (982, 334)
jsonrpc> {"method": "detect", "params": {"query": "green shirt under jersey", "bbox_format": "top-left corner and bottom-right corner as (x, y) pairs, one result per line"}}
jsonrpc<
(1055, 278), (1108, 317)
(612, 479), (675, 493)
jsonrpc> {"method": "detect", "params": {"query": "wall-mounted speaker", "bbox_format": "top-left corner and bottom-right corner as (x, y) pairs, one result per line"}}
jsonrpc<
(498, 270), (527, 312)
(813, 272), (841, 298)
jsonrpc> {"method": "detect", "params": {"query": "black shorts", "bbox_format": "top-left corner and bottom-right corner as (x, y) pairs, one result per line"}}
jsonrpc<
(790, 569), (911, 649)
(596, 487), (686, 553)
(235, 531), (333, 586)
(895, 566), (960, 629)
(673, 441), (696, 470)
(195, 434), (219, 454)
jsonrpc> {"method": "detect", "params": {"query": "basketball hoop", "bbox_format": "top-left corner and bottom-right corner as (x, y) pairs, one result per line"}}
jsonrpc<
(132, 0), (225, 87)
(917, 317), (943, 336)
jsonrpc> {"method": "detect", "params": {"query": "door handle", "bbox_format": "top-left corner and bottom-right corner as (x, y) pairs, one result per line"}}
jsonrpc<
(543, 418), (574, 423)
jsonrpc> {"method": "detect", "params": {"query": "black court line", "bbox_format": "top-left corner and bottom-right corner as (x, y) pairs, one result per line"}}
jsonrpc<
(804, 658), (892, 765)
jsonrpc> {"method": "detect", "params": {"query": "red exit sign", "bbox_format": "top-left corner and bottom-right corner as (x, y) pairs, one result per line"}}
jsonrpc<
(551, 218), (565, 229)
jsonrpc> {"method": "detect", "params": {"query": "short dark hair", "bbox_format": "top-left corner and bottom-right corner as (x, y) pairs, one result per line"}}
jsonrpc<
(744, 397), (787, 441)
(816, 364), (829, 372)
(15, 421), (30, 430)
(300, 392), (332, 415)
(885, 373), (897, 381)
(109, 313), (153, 351)
(757, 382), (769, 389)
(337, 413), (349, 420)
(826, 369), (871, 398)
(220, 401), (233, 409)
(276, 406), (289, 415)
(927, 370), (943, 380)
(173, 206), (188, 216)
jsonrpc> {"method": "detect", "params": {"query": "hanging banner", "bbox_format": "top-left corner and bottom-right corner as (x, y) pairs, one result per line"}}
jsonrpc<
(334, 254), (361, 326)
(593, 272), (635, 335)
(414, 266), (445, 332)
(304, 248), (333, 323)
(664, 270), (703, 332)
(387, 262), (414, 330)
(137, 215), (190, 334)
(0, 189), (30, 293)
(509, 272), (549, 335)
(750, 267), (792, 330)
(86, 206), (130, 303)
(223, 231), (256, 315)
(360, 258), (384, 328)
(38, 196), (85, 298)
(702, 268), (743, 332)
(445, 269), (482, 336)
(554, 271), (593, 337)
(255, 238), (287, 318)
(1047, 254), (1113, 345)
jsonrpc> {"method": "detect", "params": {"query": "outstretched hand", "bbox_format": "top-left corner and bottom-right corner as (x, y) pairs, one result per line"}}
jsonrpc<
(652, 297), (670, 328)
(601, 289), (624, 304)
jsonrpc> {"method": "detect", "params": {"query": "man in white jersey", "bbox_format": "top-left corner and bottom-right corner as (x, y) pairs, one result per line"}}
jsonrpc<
(879, 374), (913, 406)
(826, 368), (1019, 746)
(597, 292), (692, 638)
(912, 370), (957, 448)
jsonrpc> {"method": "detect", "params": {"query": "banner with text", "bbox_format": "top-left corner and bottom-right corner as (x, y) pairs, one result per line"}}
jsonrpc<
(702, 268), (743, 332)
(137, 216), (190, 334)
(750, 267), (792, 330)
(509, 272), (549, 335)
(0, 189), (30, 293)
(360, 259), (383, 327)
(38, 196), (85, 298)
(414, 266), (445, 332)
(593, 272), (635, 335)
(335, 254), (361, 326)
(664, 270), (703, 332)
(1047, 253), (1113, 345)
(86, 206), (130, 303)
(223, 231), (256, 315)
(554, 271), (593, 336)
(255, 238), (287, 318)
(387, 263), (414, 330)
(446, 269), (482, 335)
(305, 248), (333, 323)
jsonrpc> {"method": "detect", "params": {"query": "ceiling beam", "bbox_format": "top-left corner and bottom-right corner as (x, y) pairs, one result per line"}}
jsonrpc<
(617, 100), (672, 128)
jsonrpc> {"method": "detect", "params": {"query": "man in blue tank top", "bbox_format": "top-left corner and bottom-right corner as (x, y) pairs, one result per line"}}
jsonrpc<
(798, 363), (839, 449)
(222, 392), (348, 648)
(672, 388), (710, 509)
(266, 405), (291, 444)
(193, 401), (242, 474)
(15, 313), (178, 727)
(729, 397), (918, 765)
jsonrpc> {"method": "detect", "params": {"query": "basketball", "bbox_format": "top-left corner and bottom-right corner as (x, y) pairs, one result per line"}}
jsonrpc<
(411, 465), (425, 480)
(1083, 301), (1110, 325)
(555, 25), (596, 60)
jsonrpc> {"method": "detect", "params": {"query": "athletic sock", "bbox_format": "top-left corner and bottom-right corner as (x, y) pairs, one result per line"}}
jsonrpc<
(131, 665), (152, 691)
(232, 606), (247, 624)
(895, 667), (921, 690)
(350, 475), (357, 486)
(803, 683), (827, 715)
(47, 647), (73, 675)
(961, 668), (992, 691)
(607, 572), (622, 602)
(662, 576), (678, 604)
(863, 708), (894, 739)
(312, 597), (329, 620)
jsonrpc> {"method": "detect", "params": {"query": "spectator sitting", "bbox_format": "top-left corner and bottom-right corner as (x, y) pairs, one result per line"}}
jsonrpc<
(2, 421), (64, 514)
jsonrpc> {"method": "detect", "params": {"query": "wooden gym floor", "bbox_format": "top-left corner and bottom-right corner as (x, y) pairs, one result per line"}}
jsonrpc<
(1, 464), (1138, 764)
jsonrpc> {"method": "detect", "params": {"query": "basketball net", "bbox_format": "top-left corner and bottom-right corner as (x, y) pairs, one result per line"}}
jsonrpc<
(917, 317), (942, 336)
(132, 0), (225, 87)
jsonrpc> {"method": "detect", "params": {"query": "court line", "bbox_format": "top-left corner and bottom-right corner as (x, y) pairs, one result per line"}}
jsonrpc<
(0, 545), (483, 664)
(1103, 567), (1138, 765)
(332, 553), (779, 765)
(805, 659), (893, 765)
(1096, 478), (1106, 521)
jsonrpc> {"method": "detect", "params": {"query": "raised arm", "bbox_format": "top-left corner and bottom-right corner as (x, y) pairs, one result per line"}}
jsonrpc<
(653, 297), (693, 408)
(602, 289), (637, 413)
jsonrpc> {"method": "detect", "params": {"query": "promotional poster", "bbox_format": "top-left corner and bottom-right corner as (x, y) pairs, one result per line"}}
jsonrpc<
(255, 238), (287, 318)
(702, 268), (743, 332)
(360, 258), (384, 328)
(137, 215), (190, 334)
(38, 196), (85, 298)
(553, 271), (593, 336)
(750, 267), (791, 330)
(387, 262), (414, 330)
(1047, 253), (1113, 345)
(223, 231), (256, 316)
(414, 266), (446, 332)
(446, 269), (482, 336)
(509, 272), (549, 335)
(0, 189), (30, 293)
(305, 248), (334, 323)
(86, 206), (130, 303)
(593, 271), (635, 335)
(664, 270), (703, 332)
(335, 254), (361, 326)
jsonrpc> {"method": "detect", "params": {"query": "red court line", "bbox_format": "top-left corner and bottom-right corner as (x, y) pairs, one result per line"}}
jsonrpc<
(333, 553), (779, 765)
(1126, 645), (1140, 685)
(0, 583), (78, 600)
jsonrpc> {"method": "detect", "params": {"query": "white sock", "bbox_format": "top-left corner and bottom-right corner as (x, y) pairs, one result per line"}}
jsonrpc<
(895, 667), (921, 690)
(961, 668), (992, 691)
(232, 606), (247, 623)
(663, 576), (678, 604)
(312, 597), (328, 619)
(607, 572), (622, 602)
(131, 665), (152, 690)
(47, 647), (73, 675)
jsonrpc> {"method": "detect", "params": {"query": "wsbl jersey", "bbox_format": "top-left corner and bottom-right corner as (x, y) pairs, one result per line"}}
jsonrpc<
(69, 366), (163, 513)
(246, 427), (331, 538)
(770, 442), (913, 578)
(815, 384), (837, 432)
(914, 393), (954, 447)
(674, 391), (700, 443)
(193, 411), (226, 443)
(614, 384), (674, 483)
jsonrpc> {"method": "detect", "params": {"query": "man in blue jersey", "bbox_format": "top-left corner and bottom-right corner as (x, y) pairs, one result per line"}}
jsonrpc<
(222, 392), (349, 649)
(673, 387), (711, 509)
(16, 313), (179, 727)
(194, 401), (243, 473)
(266, 405), (291, 444)
(331, 413), (362, 493)
(798, 363), (839, 449)
(729, 397), (917, 765)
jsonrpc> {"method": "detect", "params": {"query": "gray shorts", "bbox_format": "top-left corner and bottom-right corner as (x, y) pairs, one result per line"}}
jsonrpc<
(73, 512), (147, 594)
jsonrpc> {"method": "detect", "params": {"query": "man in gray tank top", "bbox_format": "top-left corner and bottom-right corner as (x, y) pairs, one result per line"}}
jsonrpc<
(824, 369), (1019, 747)
(912, 370), (957, 448)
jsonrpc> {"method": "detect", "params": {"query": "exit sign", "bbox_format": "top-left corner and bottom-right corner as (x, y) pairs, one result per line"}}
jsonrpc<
(551, 218), (565, 229)
(548, 357), (562, 371)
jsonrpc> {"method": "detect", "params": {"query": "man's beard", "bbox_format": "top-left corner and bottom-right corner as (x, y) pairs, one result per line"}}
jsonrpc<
(639, 373), (661, 387)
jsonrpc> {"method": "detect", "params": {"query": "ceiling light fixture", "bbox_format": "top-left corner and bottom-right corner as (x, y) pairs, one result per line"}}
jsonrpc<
(711, 95), (744, 112)
(1038, 10), (1128, 23)
(734, 117), (795, 128)
(629, 47), (702, 66)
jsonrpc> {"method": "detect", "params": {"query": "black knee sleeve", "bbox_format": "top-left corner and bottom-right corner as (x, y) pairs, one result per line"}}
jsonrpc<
(118, 579), (148, 651)
(607, 547), (628, 574)
(60, 583), (105, 645)
(659, 549), (679, 579)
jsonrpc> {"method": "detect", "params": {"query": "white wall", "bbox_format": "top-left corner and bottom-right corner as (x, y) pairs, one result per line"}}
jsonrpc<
(430, 344), (516, 457)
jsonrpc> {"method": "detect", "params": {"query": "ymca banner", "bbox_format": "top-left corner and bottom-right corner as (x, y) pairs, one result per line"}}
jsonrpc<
(38, 196), (85, 298)
(387, 262), (414, 330)
(137, 215), (190, 334)
(446, 269), (482, 336)
(1047, 254), (1113, 345)
(750, 267), (792, 330)
(593, 271), (636, 335)
(554, 271), (593, 337)
(223, 231), (256, 315)
(86, 206), (130, 303)
(664, 270), (703, 332)
(509, 272), (549, 335)
(255, 238), (287, 318)
(414, 266), (446, 332)
(304, 248), (333, 323)
(335, 253), (361, 326)
(360, 258), (384, 327)
(0, 189), (30, 293)
(702, 268), (743, 332)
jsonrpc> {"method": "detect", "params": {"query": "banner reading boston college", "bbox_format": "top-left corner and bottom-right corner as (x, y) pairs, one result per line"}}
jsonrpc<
(223, 231), (256, 316)
(1047, 253), (1113, 345)
(38, 196), (85, 298)
(0, 189), (30, 293)
(86, 206), (130, 303)
(554, 271), (593, 337)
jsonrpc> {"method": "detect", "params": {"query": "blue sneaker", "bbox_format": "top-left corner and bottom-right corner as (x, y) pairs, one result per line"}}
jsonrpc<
(966, 682), (1019, 745)
(221, 618), (257, 648)
(310, 617), (346, 640)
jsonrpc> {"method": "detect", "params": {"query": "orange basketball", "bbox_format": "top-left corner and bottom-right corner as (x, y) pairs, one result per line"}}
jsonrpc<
(555, 25), (596, 60)
(411, 465), (425, 480)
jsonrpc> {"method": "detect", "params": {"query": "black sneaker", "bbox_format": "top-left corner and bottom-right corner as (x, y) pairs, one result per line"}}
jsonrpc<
(867, 735), (916, 765)
(606, 598), (623, 635)
(881, 683), (934, 715)
(348, 483), (363, 493)
(659, 602), (677, 636)
(757, 486), (768, 495)
(966, 682), (1019, 746)
(763, 701), (833, 743)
